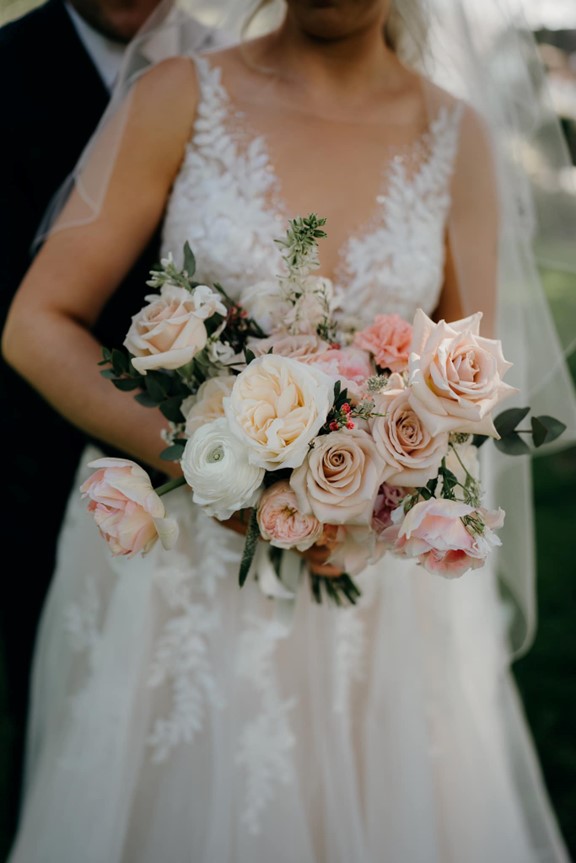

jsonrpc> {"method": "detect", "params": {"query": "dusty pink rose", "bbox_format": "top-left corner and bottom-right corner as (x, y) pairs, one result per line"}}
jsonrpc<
(384, 498), (505, 578)
(257, 481), (324, 551)
(370, 373), (448, 486)
(372, 483), (410, 533)
(290, 428), (385, 525)
(248, 332), (330, 362)
(125, 284), (226, 374)
(308, 346), (375, 397)
(408, 309), (517, 437)
(353, 313), (412, 372)
(80, 458), (178, 557)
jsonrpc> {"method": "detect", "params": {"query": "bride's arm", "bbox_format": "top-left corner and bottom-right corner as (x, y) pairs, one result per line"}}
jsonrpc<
(434, 104), (499, 336)
(1, 58), (198, 478)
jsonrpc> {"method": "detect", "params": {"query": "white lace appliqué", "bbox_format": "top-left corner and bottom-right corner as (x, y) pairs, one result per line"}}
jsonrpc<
(235, 616), (296, 835)
(146, 515), (239, 762)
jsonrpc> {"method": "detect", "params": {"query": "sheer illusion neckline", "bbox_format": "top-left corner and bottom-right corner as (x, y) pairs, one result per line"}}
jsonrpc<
(189, 52), (459, 287)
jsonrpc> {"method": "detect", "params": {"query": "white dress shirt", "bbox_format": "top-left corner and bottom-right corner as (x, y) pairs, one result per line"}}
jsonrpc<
(65, 2), (126, 91)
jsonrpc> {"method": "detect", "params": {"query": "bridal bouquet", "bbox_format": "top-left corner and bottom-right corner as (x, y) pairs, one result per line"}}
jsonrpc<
(82, 214), (566, 604)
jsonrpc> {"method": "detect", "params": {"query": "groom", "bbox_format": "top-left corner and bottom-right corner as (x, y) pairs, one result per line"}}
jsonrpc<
(0, 0), (220, 844)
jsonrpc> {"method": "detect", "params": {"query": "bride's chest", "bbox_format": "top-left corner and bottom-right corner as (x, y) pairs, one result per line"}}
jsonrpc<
(161, 56), (463, 327)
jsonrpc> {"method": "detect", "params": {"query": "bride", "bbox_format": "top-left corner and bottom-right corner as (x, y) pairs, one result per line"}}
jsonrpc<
(2, 0), (575, 860)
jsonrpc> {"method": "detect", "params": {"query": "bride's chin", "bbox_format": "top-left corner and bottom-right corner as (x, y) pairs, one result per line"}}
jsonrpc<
(284, 0), (390, 42)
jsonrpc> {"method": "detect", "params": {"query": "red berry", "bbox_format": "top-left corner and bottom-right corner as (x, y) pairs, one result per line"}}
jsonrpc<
(346, 421), (355, 429)
(342, 402), (351, 413)
(329, 421), (339, 431)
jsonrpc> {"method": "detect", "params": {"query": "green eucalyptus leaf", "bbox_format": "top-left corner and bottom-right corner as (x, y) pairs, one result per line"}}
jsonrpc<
(472, 433), (489, 448)
(244, 348), (256, 365)
(494, 407), (530, 438)
(159, 397), (185, 423)
(160, 444), (185, 462)
(145, 375), (168, 402)
(134, 392), (158, 408)
(531, 415), (567, 448)
(239, 510), (260, 588)
(494, 431), (531, 456)
(111, 348), (130, 375)
(111, 377), (141, 392)
(183, 241), (196, 278)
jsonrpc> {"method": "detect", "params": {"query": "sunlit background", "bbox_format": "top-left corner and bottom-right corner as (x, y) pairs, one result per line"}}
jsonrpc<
(0, 0), (575, 859)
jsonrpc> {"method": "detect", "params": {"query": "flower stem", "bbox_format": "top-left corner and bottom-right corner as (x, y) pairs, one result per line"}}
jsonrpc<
(156, 476), (187, 496)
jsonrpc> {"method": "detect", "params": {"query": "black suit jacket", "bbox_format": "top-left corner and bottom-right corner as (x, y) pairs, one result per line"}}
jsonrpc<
(0, 0), (162, 815)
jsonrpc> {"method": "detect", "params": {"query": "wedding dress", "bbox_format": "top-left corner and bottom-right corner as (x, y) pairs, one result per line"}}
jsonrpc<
(8, 55), (572, 863)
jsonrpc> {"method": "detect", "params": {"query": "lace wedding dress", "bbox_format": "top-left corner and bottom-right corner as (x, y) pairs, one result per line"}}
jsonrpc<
(8, 56), (571, 863)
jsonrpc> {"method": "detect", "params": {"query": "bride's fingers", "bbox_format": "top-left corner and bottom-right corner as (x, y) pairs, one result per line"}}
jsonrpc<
(302, 544), (345, 579)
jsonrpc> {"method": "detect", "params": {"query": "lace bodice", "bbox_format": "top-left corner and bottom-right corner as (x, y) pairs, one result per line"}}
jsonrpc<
(161, 55), (464, 326)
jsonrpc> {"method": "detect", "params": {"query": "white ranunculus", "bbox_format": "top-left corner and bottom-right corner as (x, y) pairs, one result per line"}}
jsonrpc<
(181, 418), (264, 520)
(225, 354), (334, 470)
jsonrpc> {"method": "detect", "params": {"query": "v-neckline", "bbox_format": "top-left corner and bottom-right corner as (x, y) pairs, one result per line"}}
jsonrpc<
(191, 53), (454, 288)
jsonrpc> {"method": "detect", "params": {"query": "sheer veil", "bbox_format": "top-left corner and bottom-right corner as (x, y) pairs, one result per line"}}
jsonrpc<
(32, 0), (576, 660)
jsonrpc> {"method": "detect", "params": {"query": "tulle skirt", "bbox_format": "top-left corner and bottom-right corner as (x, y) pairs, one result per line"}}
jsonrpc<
(7, 446), (571, 863)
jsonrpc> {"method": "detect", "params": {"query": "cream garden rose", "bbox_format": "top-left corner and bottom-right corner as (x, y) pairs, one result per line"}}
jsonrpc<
(257, 481), (324, 551)
(80, 458), (178, 557)
(224, 354), (334, 470)
(181, 417), (264, 520)
(408, 309), (516, 436)
(184, 376), (236, 437)
(370, 373), (448, 486)
(290, 428), (385, 525)
(125, 283), (226, 374)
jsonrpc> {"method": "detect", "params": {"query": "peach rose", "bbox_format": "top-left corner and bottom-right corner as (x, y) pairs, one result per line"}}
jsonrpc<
(384, 498), (505, 578)
(80, 458), (178, 557)
(407, 309), (516, 437)
(184, 376), (236, 437)
(353, 313), (412, 372)
(370, 373), (448, 486)
(318, 523), (378, 575)
(290, 428), (385, 525)
(224, 354), (334, 470)
(257, 481), (324, 551)
(125, 284), (226, 374)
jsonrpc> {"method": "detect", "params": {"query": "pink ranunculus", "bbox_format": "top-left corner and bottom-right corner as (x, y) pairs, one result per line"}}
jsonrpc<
(407, 308), (517, 437)
(80, 458), (178, 557)
(353, 313), (413, 372)
(257, 481), (324, 552)
(386, 497), (504, 578)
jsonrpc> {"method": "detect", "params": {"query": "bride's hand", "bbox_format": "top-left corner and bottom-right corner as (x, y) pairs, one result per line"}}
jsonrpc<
(216, 510), (344, 578)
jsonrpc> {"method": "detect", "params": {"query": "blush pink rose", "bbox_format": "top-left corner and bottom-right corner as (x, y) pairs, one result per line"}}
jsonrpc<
(290, 428), (385, 525)
(80, 458), (178, 557)
(248, 332), (330, 362)
(257, 481), (324, 551)
(407, 308), (517, 437)
(353, 314), (412, 372)
(125, 284), (226, 374)
(370, 373), (448, 486)
(384, 498), (505, 578)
